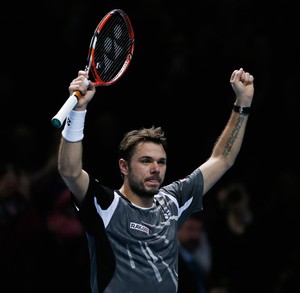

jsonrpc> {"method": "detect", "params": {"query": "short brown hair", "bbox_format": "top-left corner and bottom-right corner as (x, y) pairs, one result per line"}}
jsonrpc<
(118, 126), (167, 162)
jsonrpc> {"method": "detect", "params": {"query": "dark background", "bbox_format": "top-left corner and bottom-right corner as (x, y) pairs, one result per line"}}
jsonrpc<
(1, 0), (299, 167)
(3, 0), (300, 192)
(1, 0), (300, 292)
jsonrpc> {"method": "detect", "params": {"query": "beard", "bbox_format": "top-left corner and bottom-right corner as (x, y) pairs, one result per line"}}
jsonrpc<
(128, 176), (158, 198)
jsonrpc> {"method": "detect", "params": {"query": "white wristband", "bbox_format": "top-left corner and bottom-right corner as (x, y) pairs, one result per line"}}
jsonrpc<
(62, 110), (87, 142)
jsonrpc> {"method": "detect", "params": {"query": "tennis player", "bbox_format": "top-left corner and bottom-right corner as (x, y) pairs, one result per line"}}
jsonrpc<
(57, 68), (254, 293)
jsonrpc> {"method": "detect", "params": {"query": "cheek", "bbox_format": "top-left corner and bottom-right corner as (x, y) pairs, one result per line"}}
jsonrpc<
(129, 164), (147, 178)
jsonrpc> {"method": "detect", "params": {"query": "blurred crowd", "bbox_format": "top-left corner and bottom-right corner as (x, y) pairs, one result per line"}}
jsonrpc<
(177, 178), (300, 293)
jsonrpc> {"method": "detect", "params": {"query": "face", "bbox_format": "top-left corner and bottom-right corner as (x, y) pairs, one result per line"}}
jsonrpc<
(122, 141), (167, 198)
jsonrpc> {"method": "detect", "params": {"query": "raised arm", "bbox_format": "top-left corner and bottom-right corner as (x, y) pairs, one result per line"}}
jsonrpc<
(58, 70), (96, 204)
(200, 68), (254, 194)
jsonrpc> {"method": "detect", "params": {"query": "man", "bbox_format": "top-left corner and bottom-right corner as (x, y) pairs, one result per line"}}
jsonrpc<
(57, 68), (254, 293)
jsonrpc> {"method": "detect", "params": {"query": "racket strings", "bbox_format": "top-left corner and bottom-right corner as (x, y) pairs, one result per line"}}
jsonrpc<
(92, 14), (134, 83)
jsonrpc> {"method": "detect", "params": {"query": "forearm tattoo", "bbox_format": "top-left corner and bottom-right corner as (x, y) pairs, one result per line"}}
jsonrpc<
(222, 115), (245, 157)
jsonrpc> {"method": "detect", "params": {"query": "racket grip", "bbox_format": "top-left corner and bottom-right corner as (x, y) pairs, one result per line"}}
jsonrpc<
(51, 93), (79, 128)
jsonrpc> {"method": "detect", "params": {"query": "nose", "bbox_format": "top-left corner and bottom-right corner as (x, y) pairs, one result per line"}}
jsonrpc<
(150, 161), (160, 173)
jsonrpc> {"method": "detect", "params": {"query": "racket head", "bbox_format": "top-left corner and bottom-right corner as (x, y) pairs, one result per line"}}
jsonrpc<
(86, 9), (135, 87)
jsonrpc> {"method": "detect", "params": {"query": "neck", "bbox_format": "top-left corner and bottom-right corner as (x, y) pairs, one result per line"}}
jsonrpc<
(119, 185), (154, 208)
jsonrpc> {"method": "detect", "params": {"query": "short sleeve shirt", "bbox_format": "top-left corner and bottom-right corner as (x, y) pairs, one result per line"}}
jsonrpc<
(75, 168), (204, 293)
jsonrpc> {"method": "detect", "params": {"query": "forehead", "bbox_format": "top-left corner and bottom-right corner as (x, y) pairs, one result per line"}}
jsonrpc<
(133, 141), (166, 159)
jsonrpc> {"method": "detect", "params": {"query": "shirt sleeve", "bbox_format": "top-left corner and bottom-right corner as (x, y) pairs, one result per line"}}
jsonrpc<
(160, 168), (204, 227)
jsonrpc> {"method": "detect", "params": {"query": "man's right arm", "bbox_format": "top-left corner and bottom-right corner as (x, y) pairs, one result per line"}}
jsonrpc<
(57, 70), (96, 204)
(58, 136), (89, 204)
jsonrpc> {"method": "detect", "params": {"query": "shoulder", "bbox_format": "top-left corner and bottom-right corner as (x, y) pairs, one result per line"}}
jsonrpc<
(161, 168), (203, 196)
(85, 177), (115, 209)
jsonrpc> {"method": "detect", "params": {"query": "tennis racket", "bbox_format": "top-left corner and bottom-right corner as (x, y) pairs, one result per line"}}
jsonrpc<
(51, 8), (135, 128)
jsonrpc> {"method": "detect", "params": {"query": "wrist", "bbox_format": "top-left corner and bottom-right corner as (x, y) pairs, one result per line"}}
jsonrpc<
(233, 104), (251, 115)
(62, 110), (87, 142)
(73, 106), (87, 111)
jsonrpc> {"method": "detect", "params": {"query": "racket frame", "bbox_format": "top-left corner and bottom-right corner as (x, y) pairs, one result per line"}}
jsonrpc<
(51, 9), (135, 128)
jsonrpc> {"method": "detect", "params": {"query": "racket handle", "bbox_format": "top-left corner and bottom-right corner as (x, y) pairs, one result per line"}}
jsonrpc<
(51, 92), (80, 128)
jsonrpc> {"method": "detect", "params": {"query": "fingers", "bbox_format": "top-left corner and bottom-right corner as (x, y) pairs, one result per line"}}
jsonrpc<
(244, 72), (254, 84)
(69, 74), (89, 95)
(240, 72), (254, 86)
(77, 70), (89, 88)
(230, 68), (254, 85)
(230, 68), (243, 83)
(76, 70), (96, 95)
(78, 70), (88, 79)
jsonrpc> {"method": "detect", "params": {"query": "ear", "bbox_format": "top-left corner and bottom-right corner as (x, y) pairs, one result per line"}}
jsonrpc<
(119, 159), (129, 177)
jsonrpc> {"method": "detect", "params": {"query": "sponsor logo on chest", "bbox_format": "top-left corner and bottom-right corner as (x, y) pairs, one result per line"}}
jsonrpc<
(130, 222), (149, 234)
